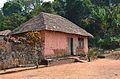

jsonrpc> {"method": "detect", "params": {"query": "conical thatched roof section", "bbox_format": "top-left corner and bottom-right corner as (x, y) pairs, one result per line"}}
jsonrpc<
(11, 12), (93, 37)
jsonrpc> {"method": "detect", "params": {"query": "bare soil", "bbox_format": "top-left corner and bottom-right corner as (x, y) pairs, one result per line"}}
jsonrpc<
(0, 59), (120, 79)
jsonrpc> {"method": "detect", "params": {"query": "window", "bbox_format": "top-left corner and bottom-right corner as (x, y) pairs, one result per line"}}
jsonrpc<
(78, 38), (84, 48)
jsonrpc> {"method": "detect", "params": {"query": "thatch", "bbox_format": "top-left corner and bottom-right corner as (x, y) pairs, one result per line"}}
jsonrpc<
(0, 30), (11, 36)
(11, 12), (93, 37)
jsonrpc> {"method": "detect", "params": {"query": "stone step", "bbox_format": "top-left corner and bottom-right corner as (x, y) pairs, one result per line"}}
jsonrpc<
(68, 56), (87, 63)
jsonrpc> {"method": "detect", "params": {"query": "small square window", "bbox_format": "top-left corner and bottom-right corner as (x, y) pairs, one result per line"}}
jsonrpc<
(78, 38), (84, 48)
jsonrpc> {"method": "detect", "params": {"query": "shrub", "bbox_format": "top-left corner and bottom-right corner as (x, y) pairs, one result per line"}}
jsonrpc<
(115, 48), (120, 51)
(88, 48), (102, 61)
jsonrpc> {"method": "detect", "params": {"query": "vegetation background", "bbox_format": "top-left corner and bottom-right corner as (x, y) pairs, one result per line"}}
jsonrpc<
(0, 0), (120, 50)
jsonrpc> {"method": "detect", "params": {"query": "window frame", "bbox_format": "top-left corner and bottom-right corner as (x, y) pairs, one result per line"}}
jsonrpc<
(78, 38), (84, 49)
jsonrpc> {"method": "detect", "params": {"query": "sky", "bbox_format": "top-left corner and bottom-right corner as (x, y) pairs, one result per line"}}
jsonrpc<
(0, 0), (7, 8)
(0, 0), (54, 8)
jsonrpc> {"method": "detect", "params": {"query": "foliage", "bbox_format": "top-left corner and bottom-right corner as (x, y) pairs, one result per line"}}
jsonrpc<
(88, 48), (102, 60)
(41, 2), (55, 13)
(0, 13), (27, 30)
(2, 1), (22, 16)
(0, 0), (120, 49)
(9, 31), (43, 68)
(115, 48), (120, 51)
(24, 31), (43, 68)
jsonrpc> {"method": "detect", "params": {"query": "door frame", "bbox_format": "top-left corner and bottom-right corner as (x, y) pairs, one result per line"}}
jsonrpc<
(68, 37), (74, 55)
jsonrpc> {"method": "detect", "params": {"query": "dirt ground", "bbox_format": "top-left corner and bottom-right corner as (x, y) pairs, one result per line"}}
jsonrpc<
(0, 59), (120, 79)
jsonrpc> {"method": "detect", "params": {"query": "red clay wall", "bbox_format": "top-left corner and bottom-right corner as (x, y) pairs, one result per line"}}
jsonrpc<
(84, 37), (88, 53)
(44, 31), (89, 57)
(44, 31), (68, 57)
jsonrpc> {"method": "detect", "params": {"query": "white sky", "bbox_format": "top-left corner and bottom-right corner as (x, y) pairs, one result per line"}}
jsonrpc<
(0, 0), (54, 8)
(0, 0), (7, 8)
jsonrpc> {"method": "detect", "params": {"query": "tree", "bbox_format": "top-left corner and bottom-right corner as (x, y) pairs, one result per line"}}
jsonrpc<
(0, 11), (4, 20)
(53, 0), (91, 26)
(11, 0), (43, 14)
(41, 2), (55, 13)
(0, 11), (4, 31)
(0, 13), (26, 30)
(53, 0), (66, 16)
(2, 1), (22, 16)
(91, 0), (120, 6)
(0, 0), (120, 49)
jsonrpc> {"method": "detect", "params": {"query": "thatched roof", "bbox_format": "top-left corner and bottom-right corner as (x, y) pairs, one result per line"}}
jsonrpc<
(11, 12), (93, 37)
(0, 30), (11, 36)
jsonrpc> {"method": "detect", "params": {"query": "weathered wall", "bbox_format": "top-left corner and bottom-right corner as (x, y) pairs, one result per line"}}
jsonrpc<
(83, 37), (88, 53)
(0, 36), (11, 52)
(67, 34), (79, 55)
(44, 31), (68, 58)
(0, 43), (42, 70)
(75, 36), (88, 54)
(0, 32), (45, 70)
(44, 31), (89, 58)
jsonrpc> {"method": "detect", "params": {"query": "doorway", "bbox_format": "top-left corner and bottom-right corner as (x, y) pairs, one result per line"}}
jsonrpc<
(68, 37), (74, 55)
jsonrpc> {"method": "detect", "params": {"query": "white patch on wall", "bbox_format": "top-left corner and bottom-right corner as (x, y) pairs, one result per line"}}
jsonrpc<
(0, 36), (4, 40)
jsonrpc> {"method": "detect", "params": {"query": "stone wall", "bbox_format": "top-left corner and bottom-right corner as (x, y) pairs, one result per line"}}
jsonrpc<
(0, 42), (43, 70)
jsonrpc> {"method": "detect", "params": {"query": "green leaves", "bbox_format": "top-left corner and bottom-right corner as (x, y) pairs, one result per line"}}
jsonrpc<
(0, 0), (120, 49)
(2, 1), (22, 16)
(92, 6), (106, 20)
(0, 13), (27, 30)
(41, 2), (55, 13)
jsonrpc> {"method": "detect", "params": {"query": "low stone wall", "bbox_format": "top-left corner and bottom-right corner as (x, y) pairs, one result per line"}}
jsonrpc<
(0, 43), (43, 70)
(106, 51), (120, 60)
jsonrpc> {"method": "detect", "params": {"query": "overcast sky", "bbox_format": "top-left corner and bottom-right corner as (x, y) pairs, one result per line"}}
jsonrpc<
(0, 0), (54, 8)
(0, 0), (7, 8)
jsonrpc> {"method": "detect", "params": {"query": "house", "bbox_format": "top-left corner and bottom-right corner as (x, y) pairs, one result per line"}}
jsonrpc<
(11, 12), (93, 58)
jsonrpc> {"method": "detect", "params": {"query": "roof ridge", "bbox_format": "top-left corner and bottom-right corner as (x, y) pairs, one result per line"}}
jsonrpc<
(40, 12), (47, 30)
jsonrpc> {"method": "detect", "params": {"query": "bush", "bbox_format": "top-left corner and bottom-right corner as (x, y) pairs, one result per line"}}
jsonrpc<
(90, 36), (120, 50)
(88, 48), (102, 61)
(115, 48), (120, 51)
